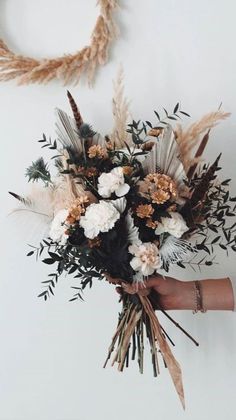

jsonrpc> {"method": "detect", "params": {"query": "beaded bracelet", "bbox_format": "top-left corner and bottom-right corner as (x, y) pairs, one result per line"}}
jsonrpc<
(193, 280), (206, 313)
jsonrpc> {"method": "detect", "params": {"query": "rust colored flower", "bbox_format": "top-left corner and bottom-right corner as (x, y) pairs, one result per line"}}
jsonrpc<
(141, 141), (155, 151)
(145, 173), (159, 183)
(136, 204), (154, 219)
(66, 196), (90, 224)
(156, 174), (171, 190)
(151, 189), (170, 204)
(106, 141), (114, 151)
(85, 167), (98, 178)
(146, 219), (159, 229)
(147, 128), (163, 137)
(75, 166), (86, 175)
(122, 166), (133, 176)
(88, 145), (108, 159)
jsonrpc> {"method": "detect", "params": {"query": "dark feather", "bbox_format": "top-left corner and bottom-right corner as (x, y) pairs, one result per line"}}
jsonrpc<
(8, 191), (31, 206)
(67, 91), (83, 131)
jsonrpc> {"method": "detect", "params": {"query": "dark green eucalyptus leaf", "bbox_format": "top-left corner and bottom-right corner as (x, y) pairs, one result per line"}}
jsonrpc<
(27, 251), (34, 257)
(42, 258), (55, 265)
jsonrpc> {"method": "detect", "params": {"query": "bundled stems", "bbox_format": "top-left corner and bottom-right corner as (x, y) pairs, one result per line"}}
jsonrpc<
(104, 292), (202, 408)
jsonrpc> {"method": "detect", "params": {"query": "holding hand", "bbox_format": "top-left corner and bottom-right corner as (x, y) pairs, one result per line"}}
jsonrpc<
(105, 274), (235, 311)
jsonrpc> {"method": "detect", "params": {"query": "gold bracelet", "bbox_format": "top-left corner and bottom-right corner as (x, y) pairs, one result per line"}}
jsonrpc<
(193, 280), (206, 313)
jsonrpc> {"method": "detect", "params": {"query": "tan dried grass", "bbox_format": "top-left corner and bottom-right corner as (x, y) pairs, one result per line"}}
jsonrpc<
(175, 111), (230, 172)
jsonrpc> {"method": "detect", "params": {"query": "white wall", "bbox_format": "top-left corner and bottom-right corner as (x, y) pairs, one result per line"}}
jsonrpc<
(0, 1), (236, 419)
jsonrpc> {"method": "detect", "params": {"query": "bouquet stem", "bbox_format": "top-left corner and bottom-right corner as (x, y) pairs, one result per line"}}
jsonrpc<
(104, 295), (186, 409)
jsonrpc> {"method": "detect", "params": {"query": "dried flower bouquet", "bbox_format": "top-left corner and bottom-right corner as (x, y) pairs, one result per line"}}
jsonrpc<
(10, 75), (236, 407)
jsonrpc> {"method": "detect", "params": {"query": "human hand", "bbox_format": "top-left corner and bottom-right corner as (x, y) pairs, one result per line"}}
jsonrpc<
(104, 273), (194, 310)
(104, 273), (234, 311)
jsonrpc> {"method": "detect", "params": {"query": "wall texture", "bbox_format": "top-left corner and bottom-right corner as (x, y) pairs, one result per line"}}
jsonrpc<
(0, 1), (236, 419)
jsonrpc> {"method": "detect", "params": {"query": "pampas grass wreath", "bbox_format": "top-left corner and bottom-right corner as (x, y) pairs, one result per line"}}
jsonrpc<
(0, 0), (119, 85)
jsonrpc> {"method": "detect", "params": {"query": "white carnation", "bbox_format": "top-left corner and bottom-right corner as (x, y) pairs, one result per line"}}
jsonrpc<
(129, 242), (161, 277)
(80, 201), (120, 239)
(49, 209), (69, 245)
(98, 167), (130, 198)
(155, 212), (188, 238)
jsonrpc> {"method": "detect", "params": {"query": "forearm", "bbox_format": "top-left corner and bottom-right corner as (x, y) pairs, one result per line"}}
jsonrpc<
(174, 277), (234, 311)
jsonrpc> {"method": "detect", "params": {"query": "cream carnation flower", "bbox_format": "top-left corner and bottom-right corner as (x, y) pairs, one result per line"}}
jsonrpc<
(129, 242), (161, 277)
(49, 209), (69, 245)
(80, 201), (120, 239)
(98, 167), (130, 198)
(155, 212), (188, 238)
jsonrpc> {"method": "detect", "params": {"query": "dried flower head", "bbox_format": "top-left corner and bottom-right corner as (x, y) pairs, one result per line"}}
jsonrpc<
(85, 167), (98, 178)
(147, 128), (163, 137)
(151, 190), (170, 204)
(106, 141), (114, 151)
(76, 166), (86, 175)
(146, 219), (159, 229)
(66, 196), (90, 224)
(136, 204), (154, 219)
(141, 142), (155, 151)
(142, 173), (177, 204)
(88, 145), (108, 159)
(122, 166), (133, 176)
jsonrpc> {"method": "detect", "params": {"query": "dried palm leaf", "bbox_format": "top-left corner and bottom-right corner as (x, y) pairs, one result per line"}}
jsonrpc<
(55, 108), (82, 154)
(143, 125), (186, 186)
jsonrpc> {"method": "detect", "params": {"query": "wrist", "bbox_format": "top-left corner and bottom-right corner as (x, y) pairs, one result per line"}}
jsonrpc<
(173, 280), (196, 310)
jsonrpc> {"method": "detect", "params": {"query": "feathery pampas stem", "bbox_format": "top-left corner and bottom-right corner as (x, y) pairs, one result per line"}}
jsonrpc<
(175, 111), (230, 174)
(110, 66), (132, 148)
(0, 0), (119, 85)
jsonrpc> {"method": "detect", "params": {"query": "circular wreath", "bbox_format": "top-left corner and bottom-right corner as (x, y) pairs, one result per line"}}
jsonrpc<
(0, 0), (118, 85)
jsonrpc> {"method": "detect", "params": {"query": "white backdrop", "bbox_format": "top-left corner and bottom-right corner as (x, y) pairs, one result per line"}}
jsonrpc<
(0, 1), (236, 419)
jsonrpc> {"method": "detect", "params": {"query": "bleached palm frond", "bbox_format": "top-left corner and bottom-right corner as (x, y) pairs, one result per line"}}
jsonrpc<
(125, 213), (141, 245)
(55, 108), (82, 154)
(110, 66), (132, 149)
(160, 235), (196, 266)
(110, 197), (127, 213)
(143, 125), (186, 186)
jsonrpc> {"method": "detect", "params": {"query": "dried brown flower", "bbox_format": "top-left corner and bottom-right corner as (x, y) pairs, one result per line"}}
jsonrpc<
(66, 196), (90, 224)
(106, 141), (114, 151)
(146, 219), (159, 229)
(122, 166), (133, 176)
(147, 128), (163, 137)
(141, 142), (155, 151)
(144, 173), (177, 203)
(85, 167), (98, 178)
(76, 166), (86, 175)
(151, 190), (170, 204)
(136, 204), (154, 219)
(88, 145), (108, 159)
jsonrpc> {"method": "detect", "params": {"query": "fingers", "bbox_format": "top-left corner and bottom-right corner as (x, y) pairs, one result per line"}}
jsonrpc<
(121, 282), (150, 296)
(104, 272), (166, 295)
